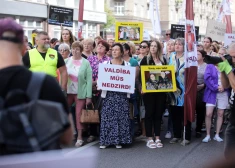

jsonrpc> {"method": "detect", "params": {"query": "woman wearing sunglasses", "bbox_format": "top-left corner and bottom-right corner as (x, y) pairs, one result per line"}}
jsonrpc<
(137, 41), (150, 64)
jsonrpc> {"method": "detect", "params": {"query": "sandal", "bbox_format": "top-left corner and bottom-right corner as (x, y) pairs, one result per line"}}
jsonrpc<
(75, 139), (84, 147)
(87, 136), (96, 143)
(155, 139), (163, 148)
(146, 139), (157, 149)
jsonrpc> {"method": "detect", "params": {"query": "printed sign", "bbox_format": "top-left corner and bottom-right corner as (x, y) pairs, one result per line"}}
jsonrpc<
(143, 29), (151, 41)
(97, 64), (136, 93)
(115, 22), (143, 43)
(48, 6), (73, 27)
(224, 33), (235, 48)
(170, 24), (199, 41)
(141, 65), (177, 93)
(206, 20), (226, 42)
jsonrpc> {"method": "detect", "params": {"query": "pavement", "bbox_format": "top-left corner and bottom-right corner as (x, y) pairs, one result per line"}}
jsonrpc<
(0, 117), (226, 168)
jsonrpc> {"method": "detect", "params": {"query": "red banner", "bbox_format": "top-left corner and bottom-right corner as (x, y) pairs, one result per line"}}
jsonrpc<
(184, 0), (197, 125)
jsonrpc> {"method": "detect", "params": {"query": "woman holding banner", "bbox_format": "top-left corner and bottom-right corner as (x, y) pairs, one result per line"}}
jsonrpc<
(99, 43), (132, 149)
(168, 38), (191, 146)
(140, 40), (167, 148)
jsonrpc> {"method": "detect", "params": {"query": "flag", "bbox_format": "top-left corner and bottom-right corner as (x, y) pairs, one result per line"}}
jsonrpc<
(78, 0), (84, 39)
(149, 0), (161, 36)
(217, 0), (232, 33)
(184, 0), (198, 125)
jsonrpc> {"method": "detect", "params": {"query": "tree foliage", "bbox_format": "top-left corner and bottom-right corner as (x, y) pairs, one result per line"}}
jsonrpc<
(104, 3), (116, 29)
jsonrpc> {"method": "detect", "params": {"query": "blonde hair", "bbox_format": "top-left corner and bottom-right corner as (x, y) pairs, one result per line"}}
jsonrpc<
(126, 41), (136, 54)
(83, 38), (94, 45)
(148, 40), (164, 63)
(166, 39), (175, 53)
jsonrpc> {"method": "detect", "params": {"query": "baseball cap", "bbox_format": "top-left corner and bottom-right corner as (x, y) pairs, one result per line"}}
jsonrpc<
(0, 18), (24, 43)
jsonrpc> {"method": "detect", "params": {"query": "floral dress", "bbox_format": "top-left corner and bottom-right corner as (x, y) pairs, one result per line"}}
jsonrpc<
(99, 61), (132, 146)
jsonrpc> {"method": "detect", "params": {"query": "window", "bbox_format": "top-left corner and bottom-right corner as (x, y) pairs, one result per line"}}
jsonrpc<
(74, 0), (79, 7)
(57, 0), (65, 6)
(114, 1), (124, 15)
(134, 4), (137, 16)
(28, 21), (34, 27)
(36, 21), (41, 27)
(141, 5), (144, 18)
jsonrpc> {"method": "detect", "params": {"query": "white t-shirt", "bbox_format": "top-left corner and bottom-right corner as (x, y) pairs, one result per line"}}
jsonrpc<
(65, 57), (83, 94)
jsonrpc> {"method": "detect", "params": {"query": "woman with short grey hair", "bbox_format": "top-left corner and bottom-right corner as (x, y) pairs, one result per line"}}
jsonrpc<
(168, 38), (192, 146)
(58, 43), (70, 59)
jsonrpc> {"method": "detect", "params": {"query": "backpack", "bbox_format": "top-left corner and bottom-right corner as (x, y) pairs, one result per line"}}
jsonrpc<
(0, 73), (70, 155)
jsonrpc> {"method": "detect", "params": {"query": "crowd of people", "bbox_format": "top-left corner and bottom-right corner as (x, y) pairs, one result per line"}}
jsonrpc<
(2, 18), (235, 159)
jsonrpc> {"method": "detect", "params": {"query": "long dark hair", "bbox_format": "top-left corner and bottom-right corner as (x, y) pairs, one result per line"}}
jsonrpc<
(60, 29), (75, 45)
(122, 43), (132, 57)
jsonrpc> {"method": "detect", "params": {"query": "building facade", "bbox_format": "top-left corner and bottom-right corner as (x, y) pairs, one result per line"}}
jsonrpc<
(0, 0), (107, 42)
(106, 0), (155, 39)
(107, 0), (235, 40)
(160, 0), (235, 38)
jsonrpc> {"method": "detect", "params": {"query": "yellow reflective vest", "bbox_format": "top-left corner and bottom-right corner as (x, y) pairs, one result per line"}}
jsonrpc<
(29, 48), (58, 77)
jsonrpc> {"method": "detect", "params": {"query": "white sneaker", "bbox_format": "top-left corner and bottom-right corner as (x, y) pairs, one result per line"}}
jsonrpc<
(164, 109), (169, 117)
(202, 136), (211, 143)
(213, 136), (223, 142)
(146, 139), (157, 149)
(99, 145), (107, 149)
(165, 131), (172, 139)
(116, 145), (122, 149)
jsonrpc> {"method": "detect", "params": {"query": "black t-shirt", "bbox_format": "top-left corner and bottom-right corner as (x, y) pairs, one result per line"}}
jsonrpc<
(22, 50), (65, 69)
(0, 66), (69, 113)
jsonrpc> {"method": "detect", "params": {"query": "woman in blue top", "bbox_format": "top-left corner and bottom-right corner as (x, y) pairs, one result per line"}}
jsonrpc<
(168, 38), (191, 145)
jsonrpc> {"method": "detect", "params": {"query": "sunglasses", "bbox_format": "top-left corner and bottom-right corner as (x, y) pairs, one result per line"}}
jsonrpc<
(166, 33), (171, 36)
(140, 45), (147, 49)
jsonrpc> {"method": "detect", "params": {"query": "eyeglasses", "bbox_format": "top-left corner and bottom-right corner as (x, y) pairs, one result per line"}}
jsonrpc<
(59, 49), (69, 52)
(166, 34), (171, 36)
(140, 45), (147, 49)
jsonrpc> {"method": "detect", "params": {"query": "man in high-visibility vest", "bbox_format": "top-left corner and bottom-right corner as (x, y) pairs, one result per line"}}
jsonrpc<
(23, 31), (68, 93)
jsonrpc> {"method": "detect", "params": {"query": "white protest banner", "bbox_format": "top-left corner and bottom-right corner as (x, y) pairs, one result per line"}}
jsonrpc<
(97, 63), (136, 93)
(206, 19), (226, 42)
(143, 29), (151, 41)
(224, 33), (235, 48)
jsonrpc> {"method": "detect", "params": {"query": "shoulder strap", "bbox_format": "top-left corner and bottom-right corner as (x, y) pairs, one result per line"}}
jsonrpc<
(27, 72), (46, 100)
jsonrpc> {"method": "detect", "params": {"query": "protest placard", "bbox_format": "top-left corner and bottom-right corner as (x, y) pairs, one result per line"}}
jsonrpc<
(48, 6), (73, 27)
(115, 22), (143, 43)
(143, 29), (151, 41)
(97, 63), (136, 93)
(170, 24), (199, 41)
(205, 20), (226, 42)
(224, 33), (235, 48)
(141, 65), (176, 93)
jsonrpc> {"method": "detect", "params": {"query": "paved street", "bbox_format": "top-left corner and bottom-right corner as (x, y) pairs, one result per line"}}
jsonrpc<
(63, 118), (226, 168)
(0, 119), (225, 168)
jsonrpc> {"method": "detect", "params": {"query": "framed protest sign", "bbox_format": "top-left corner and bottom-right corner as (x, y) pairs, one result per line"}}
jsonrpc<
(48, 5), (73, 27)
(170, 24), (199, 41)
(115, 22), (143, 43)
(224, 34), (235, 48)
(97, 63), (136, 93)
(141, 65), (177, 93)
